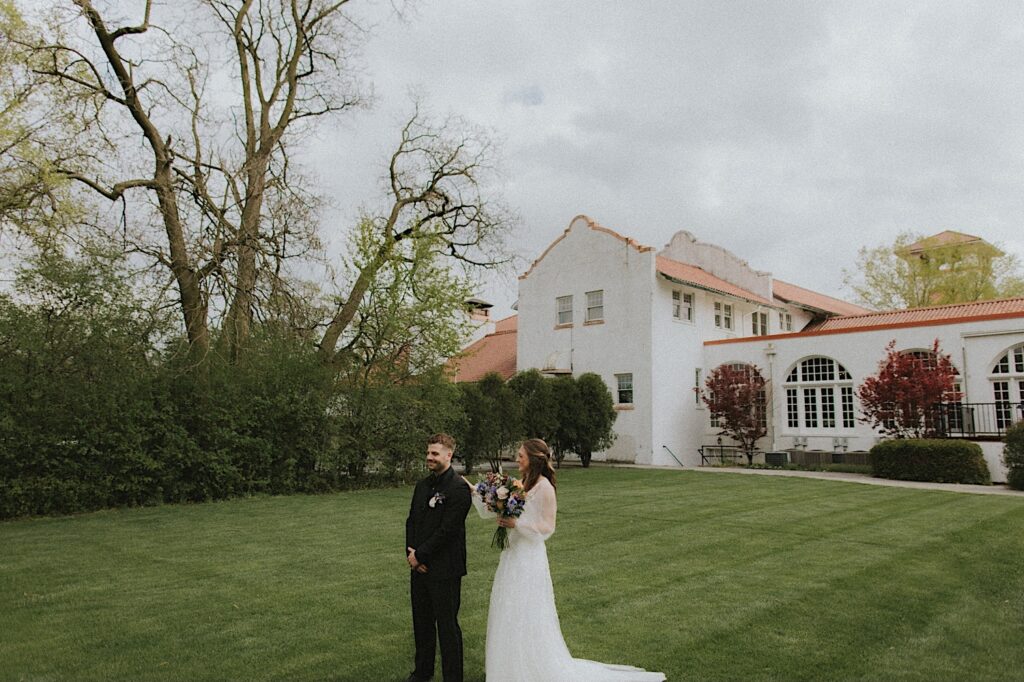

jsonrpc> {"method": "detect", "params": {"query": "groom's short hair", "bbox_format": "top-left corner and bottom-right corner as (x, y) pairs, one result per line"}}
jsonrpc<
(427, 433), (456, 453)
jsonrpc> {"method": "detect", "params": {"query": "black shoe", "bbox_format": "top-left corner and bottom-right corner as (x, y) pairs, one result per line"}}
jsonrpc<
(405, 675), (431, 682)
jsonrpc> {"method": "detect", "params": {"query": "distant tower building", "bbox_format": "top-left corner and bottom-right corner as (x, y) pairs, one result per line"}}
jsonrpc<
(897, 230), (1004, 305)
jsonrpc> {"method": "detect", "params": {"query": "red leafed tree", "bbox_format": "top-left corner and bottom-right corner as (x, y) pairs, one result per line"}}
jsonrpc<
(857, 339), (959, 438)
(701, 363), (768, 463)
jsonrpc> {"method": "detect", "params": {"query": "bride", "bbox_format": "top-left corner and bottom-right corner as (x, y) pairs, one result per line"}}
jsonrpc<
(469, 438), (665, 682)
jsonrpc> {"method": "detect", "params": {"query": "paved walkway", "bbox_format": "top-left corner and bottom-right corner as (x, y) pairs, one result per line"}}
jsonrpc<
(566, 460), (1024, 498)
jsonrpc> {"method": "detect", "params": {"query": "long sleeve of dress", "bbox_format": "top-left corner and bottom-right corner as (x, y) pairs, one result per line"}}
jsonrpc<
(471, 489), (497, 519)
(516, 479), (557, 540)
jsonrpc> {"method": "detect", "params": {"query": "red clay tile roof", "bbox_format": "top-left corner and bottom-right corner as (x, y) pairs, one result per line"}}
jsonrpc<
(657, 256), (776, 308)
(494, 315), (517, 333)
(705, 297), (1024, 345)
(772, 279), (872, 317)
(803, 298), (1024, 332)
(902, 230), (1001, 257)
(520, 215), (655, 280)
(448, 315), (517, 382)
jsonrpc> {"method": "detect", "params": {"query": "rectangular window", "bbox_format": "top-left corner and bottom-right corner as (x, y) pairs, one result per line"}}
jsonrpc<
(995, 381), (1011, 429)
(803, 388), (818, 428)
(671, 290), (695, 321)
(841, 386), (855, 428)
(821, 387), (836, 428)
(714, 302), (733, 330)
(556, 295), (573, 325)
(752, 311), (767, 336)
(786, 388), (799, 428)
(586, 290), (604, 322)
(779, 312), (792, 331)
(615, 373), (633, 405)
(695, 368), (702, 405)
(672, 291), (693, 321)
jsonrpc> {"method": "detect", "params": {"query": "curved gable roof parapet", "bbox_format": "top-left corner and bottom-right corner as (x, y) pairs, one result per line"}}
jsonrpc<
(519, 215), (655, 280)
(657, 256), (780, 309)
(660, 230), (772, 300)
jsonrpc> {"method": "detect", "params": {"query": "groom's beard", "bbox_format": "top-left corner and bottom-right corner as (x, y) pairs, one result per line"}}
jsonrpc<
(426, 458), (450, 473)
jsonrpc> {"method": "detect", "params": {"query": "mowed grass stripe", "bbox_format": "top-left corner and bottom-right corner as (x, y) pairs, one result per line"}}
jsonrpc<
(2, 468), (1022, 681)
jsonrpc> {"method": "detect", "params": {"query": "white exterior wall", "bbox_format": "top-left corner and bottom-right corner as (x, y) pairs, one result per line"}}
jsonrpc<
(515, 219), (1023, 482)
(649, 279), (704, 466)
(703, 319), (1024, 481)
(516, 218), (655, 463)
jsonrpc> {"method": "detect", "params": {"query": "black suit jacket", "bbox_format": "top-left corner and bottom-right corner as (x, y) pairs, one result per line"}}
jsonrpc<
(405, 466), (472, 581)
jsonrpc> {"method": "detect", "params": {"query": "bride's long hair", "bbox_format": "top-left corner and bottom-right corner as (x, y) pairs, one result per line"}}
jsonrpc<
(521, 438), (557, 492)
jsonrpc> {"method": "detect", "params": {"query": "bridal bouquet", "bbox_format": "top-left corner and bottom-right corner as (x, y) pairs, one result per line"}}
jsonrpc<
(475, 471), (526, 550)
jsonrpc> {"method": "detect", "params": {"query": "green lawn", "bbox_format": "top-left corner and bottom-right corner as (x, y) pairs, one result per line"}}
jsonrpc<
(2, 469), (1023, 681)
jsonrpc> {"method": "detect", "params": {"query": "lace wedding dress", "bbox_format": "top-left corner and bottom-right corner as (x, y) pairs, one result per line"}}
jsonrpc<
(473, 477), (665, 682)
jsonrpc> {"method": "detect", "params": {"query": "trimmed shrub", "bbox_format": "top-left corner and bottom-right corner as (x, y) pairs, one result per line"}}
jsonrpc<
(869, 439), (991, 484)
(1003, 422), (1024, 491)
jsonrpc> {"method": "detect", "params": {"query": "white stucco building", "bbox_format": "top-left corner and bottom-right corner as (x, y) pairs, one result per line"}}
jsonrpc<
(453, 216), (1024, 481)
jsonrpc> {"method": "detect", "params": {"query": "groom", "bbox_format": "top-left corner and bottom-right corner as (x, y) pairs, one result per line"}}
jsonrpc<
(405, 433), (471, 682)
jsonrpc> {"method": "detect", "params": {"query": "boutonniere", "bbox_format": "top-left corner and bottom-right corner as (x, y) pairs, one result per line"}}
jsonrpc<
(428, 492), (446, 508)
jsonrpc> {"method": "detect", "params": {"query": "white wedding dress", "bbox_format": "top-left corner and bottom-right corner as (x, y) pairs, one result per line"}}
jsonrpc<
(473, 477), (665, 682)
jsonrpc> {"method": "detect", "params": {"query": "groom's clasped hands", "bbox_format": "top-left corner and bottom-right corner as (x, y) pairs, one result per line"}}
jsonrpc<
(406, 547), (428, 573)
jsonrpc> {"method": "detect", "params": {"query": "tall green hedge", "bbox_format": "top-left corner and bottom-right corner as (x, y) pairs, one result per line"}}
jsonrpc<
(1003, 422), (1024, 491)
(0, 254), (460, 519)
(869, 439), (991, 485)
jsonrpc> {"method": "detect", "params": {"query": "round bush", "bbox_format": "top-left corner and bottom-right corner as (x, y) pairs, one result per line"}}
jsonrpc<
(1003, 422), (1024, 491)
(869, 439), (991, 485)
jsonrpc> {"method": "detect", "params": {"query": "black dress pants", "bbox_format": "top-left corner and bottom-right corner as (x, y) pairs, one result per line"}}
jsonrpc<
(410, 572), (463, 682)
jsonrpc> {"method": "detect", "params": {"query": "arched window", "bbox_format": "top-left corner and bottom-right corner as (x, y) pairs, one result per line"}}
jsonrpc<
(783, 357), (855, 430)
(990, 343), (1024, 430)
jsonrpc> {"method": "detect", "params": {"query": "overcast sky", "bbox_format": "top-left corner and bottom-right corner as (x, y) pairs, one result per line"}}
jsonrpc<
(305, 0), (1024, 317)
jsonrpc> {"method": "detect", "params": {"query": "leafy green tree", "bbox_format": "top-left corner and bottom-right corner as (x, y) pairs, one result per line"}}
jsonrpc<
(11, 1), (512, 366)
(547, 375), (580, 468)
(843, 231), (1024, 310)
(329, 368), (462, 482)
(456, 373), (520, 473)
(573, 373), (617, 467)
(1003, 422), (1024, 491)
(507, 369), (558, 443)
(0, 248), (170, 516)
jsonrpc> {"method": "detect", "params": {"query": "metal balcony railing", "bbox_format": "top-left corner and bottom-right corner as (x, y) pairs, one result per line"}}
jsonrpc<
(931, 402), (1024, 439)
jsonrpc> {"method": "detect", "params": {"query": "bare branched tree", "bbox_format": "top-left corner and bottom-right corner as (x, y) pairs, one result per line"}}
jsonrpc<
(9, 1), (514, 373)
(317, 105), (513, 365)
(13, 0), (366, 362)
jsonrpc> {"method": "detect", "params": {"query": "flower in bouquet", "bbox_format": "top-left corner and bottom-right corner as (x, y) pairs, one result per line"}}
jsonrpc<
(475, 471), (526, 550)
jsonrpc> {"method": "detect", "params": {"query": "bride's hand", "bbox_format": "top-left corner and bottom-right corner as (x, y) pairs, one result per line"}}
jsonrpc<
(497, 516), (516, 528)
(461, 475), (475, 491)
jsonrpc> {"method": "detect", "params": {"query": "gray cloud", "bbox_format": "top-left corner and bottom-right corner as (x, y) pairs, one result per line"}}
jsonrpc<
(315, 0), (1024, 312)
